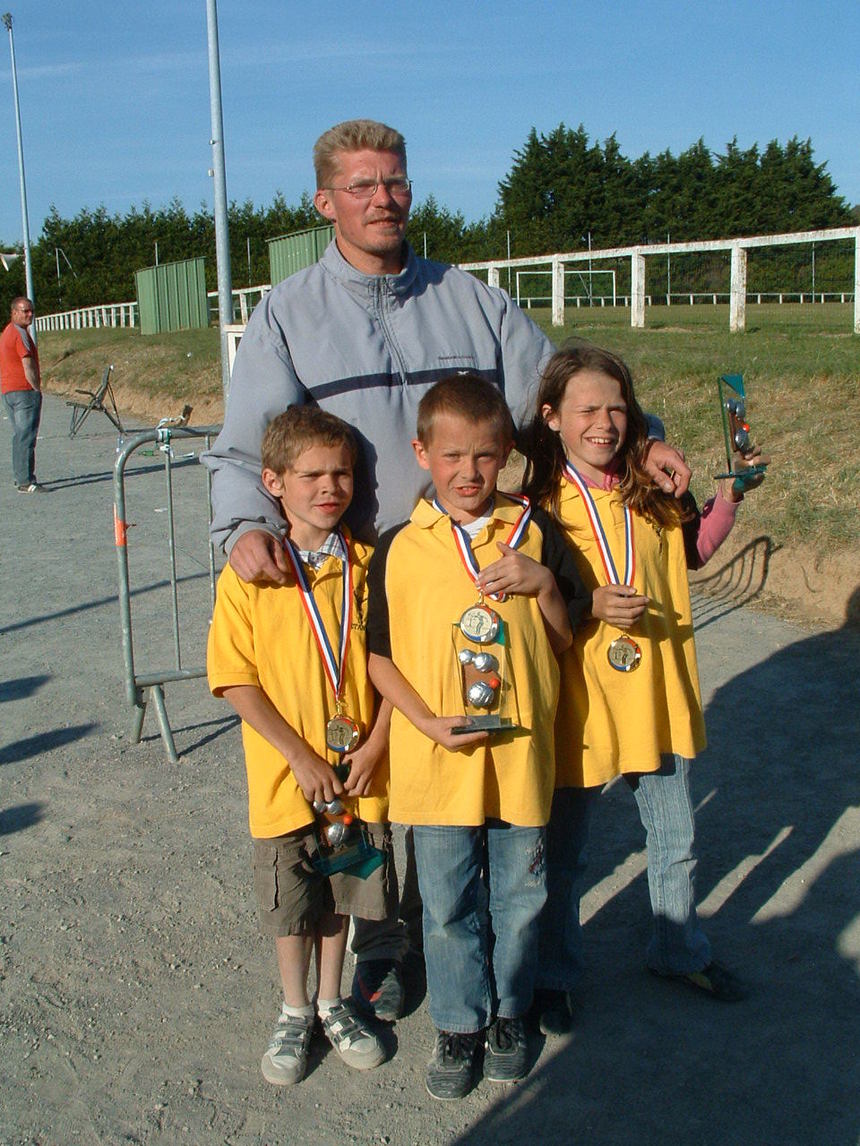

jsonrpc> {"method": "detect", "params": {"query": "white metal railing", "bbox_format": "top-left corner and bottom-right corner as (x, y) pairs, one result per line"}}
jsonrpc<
(209, 284), (271, 322)
(516, 291), (856, 310)
(460, 225), (860, 333)
(37, 283), (273, 334)
(37, 302), (139, 331)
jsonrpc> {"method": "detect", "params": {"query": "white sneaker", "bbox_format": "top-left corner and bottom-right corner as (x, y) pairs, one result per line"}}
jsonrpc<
(321, 999), (385, 1070)
(260, 1005), (315, 1086)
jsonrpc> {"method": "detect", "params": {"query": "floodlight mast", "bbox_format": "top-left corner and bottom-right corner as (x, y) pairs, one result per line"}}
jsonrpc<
(205, 0), (233, 402)
(2, 12), (35, 333)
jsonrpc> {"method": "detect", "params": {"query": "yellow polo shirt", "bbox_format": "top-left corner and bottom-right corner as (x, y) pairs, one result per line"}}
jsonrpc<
(207, 531), (388, 837)
(553, 482), (705, 788)
(368, 497), (589, 828)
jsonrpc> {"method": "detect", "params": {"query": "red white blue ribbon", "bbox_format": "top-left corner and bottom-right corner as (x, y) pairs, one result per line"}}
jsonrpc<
(562, 462), (635, 587)
(282, 530), (353, 702)
(432, 492), (532, 601)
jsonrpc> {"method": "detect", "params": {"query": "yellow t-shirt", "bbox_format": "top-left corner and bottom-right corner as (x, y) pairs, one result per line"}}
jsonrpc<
(206, 532), (388, 837)
(369, 497), (583, 828)
(554, 481), (705, 788)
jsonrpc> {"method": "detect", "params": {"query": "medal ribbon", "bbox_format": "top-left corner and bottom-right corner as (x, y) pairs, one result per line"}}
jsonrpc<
(562, 462), (635, 586)
(282, 530), (353, 704)
(432, 492), (532, 601)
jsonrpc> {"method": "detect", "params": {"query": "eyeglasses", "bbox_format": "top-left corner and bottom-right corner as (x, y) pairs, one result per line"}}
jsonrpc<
(324, 177), (413, 200)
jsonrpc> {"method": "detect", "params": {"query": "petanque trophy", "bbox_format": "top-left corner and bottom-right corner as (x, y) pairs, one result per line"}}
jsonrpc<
(714, 373), (769, 494)
(450, 602), (519, 736)
(310, 789), (386, 878)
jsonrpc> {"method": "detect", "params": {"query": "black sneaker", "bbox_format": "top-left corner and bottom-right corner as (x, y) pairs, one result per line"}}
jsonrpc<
(352, 958), (405, 1022)
(651, 960), (748, 1002)
(425, 1030), (480, 1100)
(533, 988), (573, 1035)
(484, 1016), (529, 1083)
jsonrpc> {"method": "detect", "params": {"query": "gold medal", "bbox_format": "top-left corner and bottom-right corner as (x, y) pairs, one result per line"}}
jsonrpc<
(607, 634), (642, 673)
(325, 712), (360, 753)
(458, 603), (501, 644)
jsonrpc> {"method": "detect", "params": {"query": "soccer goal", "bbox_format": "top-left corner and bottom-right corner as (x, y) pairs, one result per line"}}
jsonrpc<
(515, 267), (616, 308)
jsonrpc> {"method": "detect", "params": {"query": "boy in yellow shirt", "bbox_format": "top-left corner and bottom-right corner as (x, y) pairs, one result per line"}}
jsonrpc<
(367, 375), (590, 1099)
(207, 406), (393, 1086)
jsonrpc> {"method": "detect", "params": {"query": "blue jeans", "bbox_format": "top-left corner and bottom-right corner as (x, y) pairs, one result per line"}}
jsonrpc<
(537, 786), (595, 991)
(3, 388), (42, 485)
(539, 755), (711, 986)
(413, 821), (546, 1033)
(630, 754), (711, 974)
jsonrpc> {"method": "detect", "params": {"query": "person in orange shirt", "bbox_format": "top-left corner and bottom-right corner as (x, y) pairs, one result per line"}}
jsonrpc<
(0, 297), (45, 492)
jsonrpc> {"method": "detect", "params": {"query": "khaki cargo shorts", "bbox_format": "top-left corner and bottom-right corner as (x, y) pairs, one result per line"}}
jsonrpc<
(252, 822), (395, 938)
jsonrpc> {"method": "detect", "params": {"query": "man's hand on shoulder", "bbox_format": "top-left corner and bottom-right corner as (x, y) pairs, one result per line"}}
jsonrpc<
(229, 529), (290, 584)
(643, 440), (691, 498)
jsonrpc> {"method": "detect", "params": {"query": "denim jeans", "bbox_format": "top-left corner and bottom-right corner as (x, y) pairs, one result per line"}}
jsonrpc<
(2, 388), (42, 486)
(413, 821), (546, 1033)
(536, 785), (595, 991)
(629, 753), (711, 974)
(538, 754), (711, 985)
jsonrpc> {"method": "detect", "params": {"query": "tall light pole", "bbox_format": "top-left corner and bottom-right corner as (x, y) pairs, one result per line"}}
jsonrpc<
(205, 0), (233, 401)
(2, 12), (35, 327)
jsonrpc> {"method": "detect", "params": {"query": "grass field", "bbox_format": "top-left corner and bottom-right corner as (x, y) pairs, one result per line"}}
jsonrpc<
(39, 302), (858, 555)
(529, 303), (858, 551)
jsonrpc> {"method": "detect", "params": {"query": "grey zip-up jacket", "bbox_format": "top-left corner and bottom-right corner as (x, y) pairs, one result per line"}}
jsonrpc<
(202, 240), (554, 550)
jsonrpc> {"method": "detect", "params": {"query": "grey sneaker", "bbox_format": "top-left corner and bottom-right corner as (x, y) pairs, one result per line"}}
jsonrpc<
(484, 1016), (529, 1083)
(16, 482), (47, 493)
(321, 999), (385, 1070)
(425, 1030), (480, 1100)
(351, 958), (405, 1021)
(260, 1005), (315, 1086)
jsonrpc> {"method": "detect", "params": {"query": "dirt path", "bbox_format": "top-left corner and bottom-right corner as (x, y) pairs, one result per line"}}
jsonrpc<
(1, 397), (858, 1145)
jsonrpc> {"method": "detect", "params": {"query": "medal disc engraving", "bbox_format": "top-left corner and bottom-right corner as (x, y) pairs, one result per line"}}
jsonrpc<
(458, 604), (500, 644)
(607, 634), (642, 673)
(326, 713), (360, 753)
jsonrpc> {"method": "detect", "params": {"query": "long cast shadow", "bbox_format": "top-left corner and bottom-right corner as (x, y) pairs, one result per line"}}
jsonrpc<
(0, 675), (51, 703)
(137, 713), (240, 757)
(0, 724), (98, 766)
(0, 570), (213, 636)
(0, 802), (44, 836)
(452, 601), (860, 1146)
(690, 534), (779, 630)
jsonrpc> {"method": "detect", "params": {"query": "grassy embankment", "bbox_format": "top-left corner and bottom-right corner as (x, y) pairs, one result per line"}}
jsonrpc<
(40, 303), (858, 563)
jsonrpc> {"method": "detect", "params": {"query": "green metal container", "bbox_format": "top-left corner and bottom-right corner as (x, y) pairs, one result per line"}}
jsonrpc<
(135, 257), (210, 335)
(267, 225), (334, 286)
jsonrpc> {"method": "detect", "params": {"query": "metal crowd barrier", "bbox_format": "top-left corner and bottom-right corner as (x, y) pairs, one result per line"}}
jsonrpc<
(113, 414), (222, 762)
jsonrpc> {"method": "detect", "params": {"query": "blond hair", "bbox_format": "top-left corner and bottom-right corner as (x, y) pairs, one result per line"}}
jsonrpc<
(416, 374), (514, 446)
(262, 405), (358, 474)
(313, 119), (406, 189)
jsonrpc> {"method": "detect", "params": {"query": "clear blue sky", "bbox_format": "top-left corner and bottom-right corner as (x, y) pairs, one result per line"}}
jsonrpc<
(0, 0), (857, 246)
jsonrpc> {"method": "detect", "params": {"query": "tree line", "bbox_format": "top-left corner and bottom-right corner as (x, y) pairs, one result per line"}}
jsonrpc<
(0, 126), (854, 317)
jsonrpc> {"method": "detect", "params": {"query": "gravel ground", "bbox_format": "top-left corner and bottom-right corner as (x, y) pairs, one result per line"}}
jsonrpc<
(1, 396), (857, 1146)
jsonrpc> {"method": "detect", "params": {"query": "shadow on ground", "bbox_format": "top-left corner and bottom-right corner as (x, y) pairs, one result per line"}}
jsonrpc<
(454, 609), (860, 1146)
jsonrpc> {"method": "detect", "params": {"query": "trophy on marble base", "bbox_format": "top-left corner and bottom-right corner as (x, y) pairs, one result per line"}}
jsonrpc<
(450, 610), (519, 735)
(714, 373), (769, 493)
(310, 794), (385, 878)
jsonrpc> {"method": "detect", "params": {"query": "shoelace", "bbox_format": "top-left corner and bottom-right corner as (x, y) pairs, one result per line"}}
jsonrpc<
(442, 1033), (475, 1062)
(492, 1019), (517, 1050)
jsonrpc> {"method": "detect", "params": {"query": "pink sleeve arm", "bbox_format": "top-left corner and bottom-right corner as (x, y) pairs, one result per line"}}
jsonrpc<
(695, 493), (740, 566)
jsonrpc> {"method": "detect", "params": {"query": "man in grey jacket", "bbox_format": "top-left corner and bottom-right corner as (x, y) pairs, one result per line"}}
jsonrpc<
(203, 118), (689, 1025)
